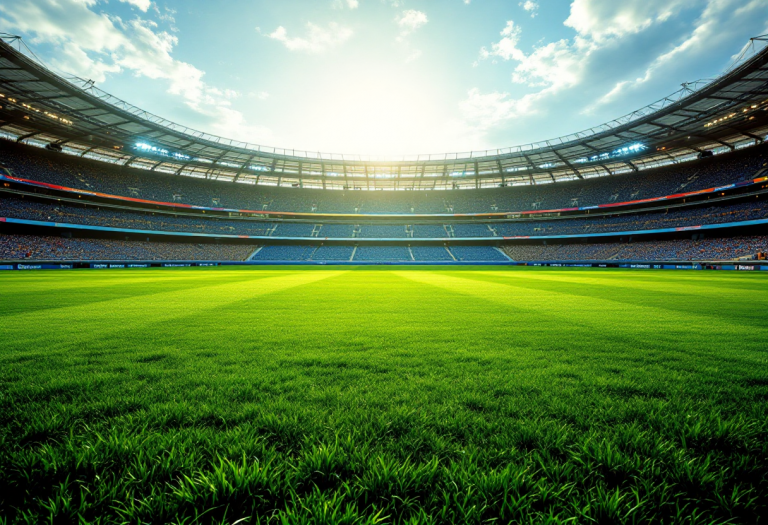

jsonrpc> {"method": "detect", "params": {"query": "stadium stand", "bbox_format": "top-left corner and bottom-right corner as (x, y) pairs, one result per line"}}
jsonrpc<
(410, 246), (455, 261)
(320, 224), (356, 237)
(0, 195), (277, 236)
(0, 233), (255, 261)
(502, 236), (768, 261)
(359, 225), (409, 238)
(2, 227), (765, 263)
(274, 222), (315, 237)
(449, 246), (510, 262)
(2, 139), (767, 265)
(3, 194), (765, 239)
(311, 245), (355, 261)
(354, 246), (413, 261)
(249, 245), (314, 261)
(1, 140), (766, 214)
(453, 223), (497, 237)
(412, 225), (449, 238)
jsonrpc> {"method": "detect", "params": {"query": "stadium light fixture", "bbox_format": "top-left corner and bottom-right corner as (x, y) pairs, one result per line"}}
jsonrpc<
(135, 142), (190, 161)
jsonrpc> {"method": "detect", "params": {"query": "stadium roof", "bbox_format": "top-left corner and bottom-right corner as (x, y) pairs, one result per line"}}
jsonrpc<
(1, 34), (768, 191)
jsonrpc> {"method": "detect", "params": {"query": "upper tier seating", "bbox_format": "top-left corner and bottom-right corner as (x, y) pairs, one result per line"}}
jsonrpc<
(1, 140), (765, 214)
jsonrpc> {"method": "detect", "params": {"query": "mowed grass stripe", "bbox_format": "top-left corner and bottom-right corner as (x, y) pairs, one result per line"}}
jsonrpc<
(395, 270), (767, 404)
(472, 268), (768, 300)
(0, 270), (289, 317)
(0, 270), (347, 352)
(0, 268), (286, 293)
(395, 270), (763, 362)
(458, 269), (768, 330)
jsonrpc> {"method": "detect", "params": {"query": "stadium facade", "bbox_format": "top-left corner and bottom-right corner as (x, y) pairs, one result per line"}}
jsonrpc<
(1, 34), (767, 268)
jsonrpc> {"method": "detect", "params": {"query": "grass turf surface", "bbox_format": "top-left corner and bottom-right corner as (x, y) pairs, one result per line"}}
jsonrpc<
(0, 266), (767, 524)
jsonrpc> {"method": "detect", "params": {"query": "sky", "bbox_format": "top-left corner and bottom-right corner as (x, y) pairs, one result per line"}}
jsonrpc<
(1, 0), (767, 157)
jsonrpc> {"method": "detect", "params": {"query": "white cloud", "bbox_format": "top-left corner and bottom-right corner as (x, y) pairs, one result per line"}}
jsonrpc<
(0, 0), (272, 144)
(396, 9), (428, 34)
(479, 20), (591, 92)
(479, 21), (525, 61)
(266, 22), (353, 54)
(460, 88), (538, 130)
(564, 0), (696, 42)
(512, 38), (593, 91)
(394, 9), (428, 62)
(519, 0), (539, 18)
(405, 50), (422, 63)
(332, 0), (359, 9)
(470, 0), (768, 136)
(119, 0), (151, 12)
(585, 0), (768, 112)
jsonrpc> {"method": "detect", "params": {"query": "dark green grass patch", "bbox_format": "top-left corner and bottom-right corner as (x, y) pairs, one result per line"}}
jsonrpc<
(0, 267), (767, 524)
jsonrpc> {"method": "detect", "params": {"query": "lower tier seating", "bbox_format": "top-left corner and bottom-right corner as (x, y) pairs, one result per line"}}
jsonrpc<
(355, 246), (412, 261)
(2, 233), (765, 262)
(450, 246), (510, 262)
(0, 234), (256, 261)
(502, 236), (768, 261)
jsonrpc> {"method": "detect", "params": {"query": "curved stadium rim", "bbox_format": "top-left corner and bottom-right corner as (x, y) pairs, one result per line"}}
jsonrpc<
(1, 33), (768, 188)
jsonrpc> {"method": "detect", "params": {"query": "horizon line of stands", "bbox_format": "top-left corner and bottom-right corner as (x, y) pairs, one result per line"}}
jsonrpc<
(1, 139), (766, 214)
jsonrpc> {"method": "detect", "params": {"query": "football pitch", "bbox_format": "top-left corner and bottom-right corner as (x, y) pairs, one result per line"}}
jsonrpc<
(1, 266), (767, 524)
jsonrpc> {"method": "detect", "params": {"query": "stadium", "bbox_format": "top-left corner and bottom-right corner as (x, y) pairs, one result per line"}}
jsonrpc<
(1, 3), (768, 523)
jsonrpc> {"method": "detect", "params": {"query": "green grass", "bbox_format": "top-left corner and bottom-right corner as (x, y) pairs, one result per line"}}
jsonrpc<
(1, 266), (767, 524)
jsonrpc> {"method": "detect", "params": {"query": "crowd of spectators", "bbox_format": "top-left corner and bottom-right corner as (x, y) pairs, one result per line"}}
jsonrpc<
(494, 199), (768, 237)
(0, 234), (256, 261)
(4, 194), (766, 239)
(502, 236), (768, 261)
(0, 196), (276, 236)
(6, 229), (762, 262)
(2, 139), (766, 214)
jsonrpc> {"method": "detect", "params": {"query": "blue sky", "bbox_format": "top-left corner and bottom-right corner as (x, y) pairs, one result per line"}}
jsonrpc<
(1, 0), (767, 156)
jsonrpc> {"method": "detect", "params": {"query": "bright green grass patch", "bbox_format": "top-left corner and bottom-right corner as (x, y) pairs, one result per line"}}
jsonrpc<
(0, 267), (766, 524)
